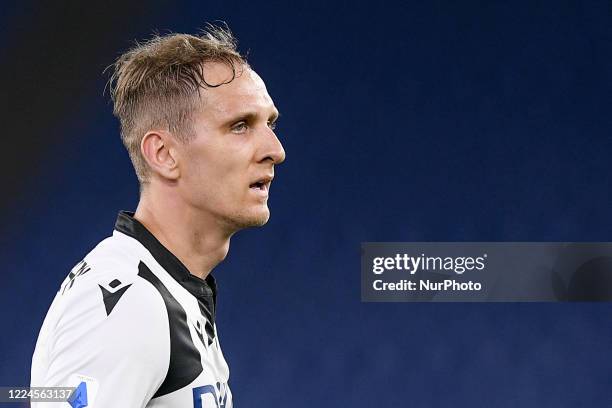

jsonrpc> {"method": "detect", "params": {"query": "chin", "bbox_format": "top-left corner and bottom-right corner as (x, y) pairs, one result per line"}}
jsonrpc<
(226, 207), (270, 230)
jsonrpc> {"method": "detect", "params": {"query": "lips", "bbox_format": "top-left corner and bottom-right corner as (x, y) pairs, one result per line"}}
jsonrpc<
(250, 181), (267, 191)
(249, 175), (273, 193)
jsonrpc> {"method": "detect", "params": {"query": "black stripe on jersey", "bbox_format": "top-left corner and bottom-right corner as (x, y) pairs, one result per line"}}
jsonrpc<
(197, 300), (216, 346)
(115, 211), (218, 342)
(137, 261), (203, 398)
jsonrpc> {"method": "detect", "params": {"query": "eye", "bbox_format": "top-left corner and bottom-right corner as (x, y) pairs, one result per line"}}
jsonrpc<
(268, 120), (278, 131)
(231, 121), (248, 134)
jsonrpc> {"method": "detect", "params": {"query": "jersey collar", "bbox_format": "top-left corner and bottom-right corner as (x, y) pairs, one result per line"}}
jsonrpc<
(114, 211), (217, 319)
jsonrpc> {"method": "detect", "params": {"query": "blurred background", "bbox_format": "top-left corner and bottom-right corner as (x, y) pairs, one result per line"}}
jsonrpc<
(1, 0), (611, 406)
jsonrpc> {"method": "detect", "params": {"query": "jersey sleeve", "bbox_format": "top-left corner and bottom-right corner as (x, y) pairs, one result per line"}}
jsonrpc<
(32, 273), (170, 408)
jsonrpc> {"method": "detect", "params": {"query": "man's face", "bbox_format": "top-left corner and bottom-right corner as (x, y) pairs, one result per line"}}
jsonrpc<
(175, 62), (285, 231)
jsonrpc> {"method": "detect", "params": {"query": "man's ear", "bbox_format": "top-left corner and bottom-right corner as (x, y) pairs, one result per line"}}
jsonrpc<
(140, 130), (180, 181)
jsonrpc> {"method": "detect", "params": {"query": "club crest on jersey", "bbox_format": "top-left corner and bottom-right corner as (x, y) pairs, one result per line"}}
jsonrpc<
(191, 315), (216, 348)
(192, 317), (206, 347)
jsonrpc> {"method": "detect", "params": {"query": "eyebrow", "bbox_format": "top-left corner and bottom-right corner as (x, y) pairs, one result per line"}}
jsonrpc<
(224, 109), (280, 125)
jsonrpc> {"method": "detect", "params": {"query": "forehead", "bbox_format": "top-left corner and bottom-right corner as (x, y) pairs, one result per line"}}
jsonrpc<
(198, 62), (275, 119)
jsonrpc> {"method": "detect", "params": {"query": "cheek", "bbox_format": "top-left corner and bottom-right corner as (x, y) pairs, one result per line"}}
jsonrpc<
(183, 148), (247, 201)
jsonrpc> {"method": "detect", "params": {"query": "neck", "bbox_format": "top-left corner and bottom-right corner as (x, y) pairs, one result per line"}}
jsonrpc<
(134, 185), (232, 280)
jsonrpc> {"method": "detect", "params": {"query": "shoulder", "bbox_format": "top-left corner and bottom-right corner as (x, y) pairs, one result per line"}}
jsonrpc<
(58, 232), (151, 304)
(50, 233), (171, 354)
(37, 235), (171, 385)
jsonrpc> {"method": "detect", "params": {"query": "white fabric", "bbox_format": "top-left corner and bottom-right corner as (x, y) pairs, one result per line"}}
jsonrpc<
(31, 230), (233, 408)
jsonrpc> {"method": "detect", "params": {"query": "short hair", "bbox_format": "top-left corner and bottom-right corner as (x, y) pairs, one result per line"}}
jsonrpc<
(107, 24), (246, 186)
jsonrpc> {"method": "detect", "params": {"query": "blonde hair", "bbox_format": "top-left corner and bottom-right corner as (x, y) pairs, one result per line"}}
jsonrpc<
(107, 24), (246, 185)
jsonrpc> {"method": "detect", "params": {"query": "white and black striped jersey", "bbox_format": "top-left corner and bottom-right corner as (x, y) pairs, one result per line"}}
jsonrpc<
(31, 211), (233, 408)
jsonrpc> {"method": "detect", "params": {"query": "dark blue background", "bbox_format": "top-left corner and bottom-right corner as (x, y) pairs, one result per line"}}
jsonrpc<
(2, 1), (611, 406)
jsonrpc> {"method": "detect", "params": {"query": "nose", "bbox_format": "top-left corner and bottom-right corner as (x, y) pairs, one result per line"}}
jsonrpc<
(259, 127), (286, 164)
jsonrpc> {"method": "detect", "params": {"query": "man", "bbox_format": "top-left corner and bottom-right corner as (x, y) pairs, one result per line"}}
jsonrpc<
(31, 24), (285, 408)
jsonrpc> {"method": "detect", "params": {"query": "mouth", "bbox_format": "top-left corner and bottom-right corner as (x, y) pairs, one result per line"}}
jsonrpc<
(249, 175), (273, 194)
